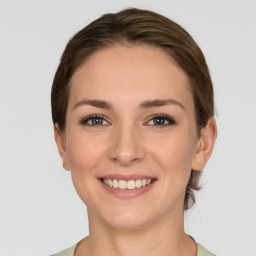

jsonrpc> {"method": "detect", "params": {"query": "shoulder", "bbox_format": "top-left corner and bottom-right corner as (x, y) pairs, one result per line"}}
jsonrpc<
(197, 244), (216, 256)
(50, 240), (215, 256)
(50, 242), (78, 256)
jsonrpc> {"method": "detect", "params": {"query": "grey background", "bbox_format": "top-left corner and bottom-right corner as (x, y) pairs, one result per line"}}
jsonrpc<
(0, 0), (255, 255)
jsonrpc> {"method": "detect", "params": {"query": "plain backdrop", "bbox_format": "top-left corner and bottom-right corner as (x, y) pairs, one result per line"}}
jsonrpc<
(0, 0), (255, 255)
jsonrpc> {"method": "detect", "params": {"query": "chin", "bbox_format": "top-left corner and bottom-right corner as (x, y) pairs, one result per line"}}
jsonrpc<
(106, 217), (152, 230)
(99, 205), (157, 230)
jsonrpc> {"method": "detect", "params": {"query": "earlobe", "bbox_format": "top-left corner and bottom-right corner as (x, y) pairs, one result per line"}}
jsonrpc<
(54, 123), (70, 171)
(192, 117), (217, 171)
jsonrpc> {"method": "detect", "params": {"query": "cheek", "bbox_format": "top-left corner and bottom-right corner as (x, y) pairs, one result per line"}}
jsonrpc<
(150, 130), (196, 172)
(149, 129), (197, 196)
(144, 131), (197, 215)
(67, 130), (107, 173)
(66, 131), (109, 207)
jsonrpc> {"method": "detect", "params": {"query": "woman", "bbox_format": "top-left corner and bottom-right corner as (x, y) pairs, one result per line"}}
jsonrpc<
(51, 8), (217, 256)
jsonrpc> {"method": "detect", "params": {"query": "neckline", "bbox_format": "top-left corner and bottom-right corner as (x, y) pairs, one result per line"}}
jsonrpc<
(72, 237), (202, 256)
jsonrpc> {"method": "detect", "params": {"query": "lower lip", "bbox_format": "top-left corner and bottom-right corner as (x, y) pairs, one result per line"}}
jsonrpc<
(99, 180), (156, 198)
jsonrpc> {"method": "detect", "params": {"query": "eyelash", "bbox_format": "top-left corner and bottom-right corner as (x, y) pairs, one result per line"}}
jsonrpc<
(79, 114), (176, 127)
(146, 114), (176, 127)
(79, 114), (109, 126)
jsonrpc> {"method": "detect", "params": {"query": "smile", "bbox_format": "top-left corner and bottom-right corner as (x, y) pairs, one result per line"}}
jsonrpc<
(99, 175), (157, 198)
(102, 178), (152, 190)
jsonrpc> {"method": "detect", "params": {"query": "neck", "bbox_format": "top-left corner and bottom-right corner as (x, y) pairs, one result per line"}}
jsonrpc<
(76, 210), (197, 256)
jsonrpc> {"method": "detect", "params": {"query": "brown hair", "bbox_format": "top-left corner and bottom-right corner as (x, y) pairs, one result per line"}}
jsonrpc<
(51, 8), (214, 210)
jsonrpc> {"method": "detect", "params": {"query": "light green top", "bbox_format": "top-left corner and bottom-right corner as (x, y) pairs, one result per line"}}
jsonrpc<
(51, 240), (216, 256)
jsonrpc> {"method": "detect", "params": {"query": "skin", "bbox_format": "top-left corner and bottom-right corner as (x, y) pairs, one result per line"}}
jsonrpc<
(54, 44), (217, 256)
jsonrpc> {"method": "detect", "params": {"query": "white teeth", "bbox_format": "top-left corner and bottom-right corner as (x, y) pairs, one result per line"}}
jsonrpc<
(113, 179), (118, 188)
(119, 180), (126, 189)
(103, 178), (109, 185)
(135, 180), (142, 188)
(102, 178), (152, 189)
(127, 180), (136, 189)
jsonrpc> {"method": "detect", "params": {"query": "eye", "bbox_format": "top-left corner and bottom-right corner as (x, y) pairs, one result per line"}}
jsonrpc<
(146, 114), (176, 127)
(80, 114), (110, 126)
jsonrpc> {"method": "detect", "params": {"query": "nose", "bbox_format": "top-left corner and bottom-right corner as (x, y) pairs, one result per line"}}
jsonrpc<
(108, 124), (146, 166)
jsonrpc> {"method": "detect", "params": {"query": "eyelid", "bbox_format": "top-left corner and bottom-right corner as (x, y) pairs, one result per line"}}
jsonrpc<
(79, 114), (111, 126)
(79, 113), (176, 127)
(144, 114), (176, 126)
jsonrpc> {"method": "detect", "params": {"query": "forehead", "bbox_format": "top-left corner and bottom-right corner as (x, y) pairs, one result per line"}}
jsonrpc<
(69, 44), (193, 109)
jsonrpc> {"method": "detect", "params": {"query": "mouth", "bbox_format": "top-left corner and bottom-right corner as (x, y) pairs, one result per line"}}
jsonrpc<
(100, 178), (155, 190)
(98, 174), (157, 198)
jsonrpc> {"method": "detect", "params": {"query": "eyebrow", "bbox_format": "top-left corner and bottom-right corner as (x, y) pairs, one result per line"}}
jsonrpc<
(73, 99), (185, 111)
(73, 99), (112, 110)
(139, 99), (185, 111)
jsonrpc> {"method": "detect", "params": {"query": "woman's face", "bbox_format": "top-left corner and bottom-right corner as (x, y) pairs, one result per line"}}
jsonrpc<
(56, 45), (207, 229)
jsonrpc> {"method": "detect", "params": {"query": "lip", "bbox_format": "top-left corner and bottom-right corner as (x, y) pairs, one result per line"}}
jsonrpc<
(98, 174), (157, 199)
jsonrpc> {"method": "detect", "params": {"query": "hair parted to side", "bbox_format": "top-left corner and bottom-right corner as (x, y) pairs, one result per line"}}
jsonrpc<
(51, 8), (214, 210)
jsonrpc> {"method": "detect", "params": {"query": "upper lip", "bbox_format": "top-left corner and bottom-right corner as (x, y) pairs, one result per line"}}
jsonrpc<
(98, 174), (157, 181)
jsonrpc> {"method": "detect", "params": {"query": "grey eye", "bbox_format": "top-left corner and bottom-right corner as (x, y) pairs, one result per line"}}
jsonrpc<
(88, 117), (105, 125)
(80, 115), (109, 126)
(147, 115), (176, 126)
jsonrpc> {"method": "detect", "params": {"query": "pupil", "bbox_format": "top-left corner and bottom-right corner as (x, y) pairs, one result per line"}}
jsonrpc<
(154, 118), (164, 125)
(93, 118), (102, 125)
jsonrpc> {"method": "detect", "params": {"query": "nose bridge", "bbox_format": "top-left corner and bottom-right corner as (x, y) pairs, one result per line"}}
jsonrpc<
(109, 120), (145, 165)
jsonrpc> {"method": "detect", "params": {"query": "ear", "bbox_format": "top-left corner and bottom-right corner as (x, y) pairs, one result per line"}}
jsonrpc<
(192, 117), (217, 171)
(54, 123), (70, 171)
